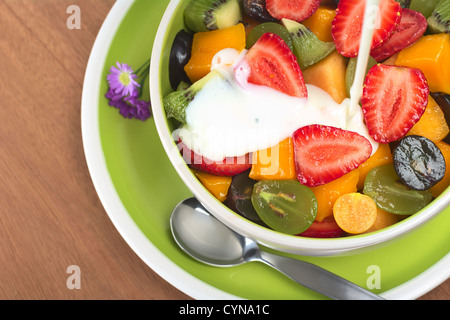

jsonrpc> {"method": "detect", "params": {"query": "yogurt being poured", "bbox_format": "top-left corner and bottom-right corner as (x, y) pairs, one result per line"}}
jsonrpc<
(176, 47), (378, 162)
(177, 49), (379, 161)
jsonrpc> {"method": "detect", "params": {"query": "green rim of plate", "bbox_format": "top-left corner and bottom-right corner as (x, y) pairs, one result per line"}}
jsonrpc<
(97, 0), (450, 299)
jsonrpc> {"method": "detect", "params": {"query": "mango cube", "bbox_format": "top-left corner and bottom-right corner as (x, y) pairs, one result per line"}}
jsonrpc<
(396, 34), (450, 94)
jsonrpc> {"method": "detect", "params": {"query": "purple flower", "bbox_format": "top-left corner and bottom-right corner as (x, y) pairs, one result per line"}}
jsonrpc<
(105, 88), (151, 121)
(105, 61), (152, 121)
(107, 62), (140, 98)
(126, 95), (152, 120)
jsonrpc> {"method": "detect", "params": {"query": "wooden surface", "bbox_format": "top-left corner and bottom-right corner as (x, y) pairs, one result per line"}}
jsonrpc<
(0, 0), (447, 300)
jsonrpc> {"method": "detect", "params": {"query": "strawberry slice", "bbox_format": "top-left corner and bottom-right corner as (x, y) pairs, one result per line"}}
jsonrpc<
(292, 125), (372, 187)
(178, 140), (251, 176)
(245, 32), (307, 98)
(371, 9), (427, 62)
(331, 0), (402, 58)
(297, 217), (345, 238)
(265, 0), (320, 22)
(361, 64), (429, 143)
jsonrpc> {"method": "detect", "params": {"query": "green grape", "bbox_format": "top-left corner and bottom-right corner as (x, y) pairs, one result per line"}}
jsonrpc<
(363, 164), (433, 215)
(251, 180), (317, 234)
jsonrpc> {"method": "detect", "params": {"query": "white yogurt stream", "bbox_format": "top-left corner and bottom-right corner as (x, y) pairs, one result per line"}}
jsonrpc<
(349, 0), (382, 112)
(175, 48), (378, 161)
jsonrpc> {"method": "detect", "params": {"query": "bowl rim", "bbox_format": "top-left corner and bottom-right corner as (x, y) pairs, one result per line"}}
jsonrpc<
(150, 0), (450, 254)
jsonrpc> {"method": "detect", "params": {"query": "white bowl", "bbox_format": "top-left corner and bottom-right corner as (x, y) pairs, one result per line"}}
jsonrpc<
(150, 0), (450, 256)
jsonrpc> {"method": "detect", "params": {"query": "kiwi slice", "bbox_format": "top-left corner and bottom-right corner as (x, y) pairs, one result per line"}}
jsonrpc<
(345, 56), (377, 97)
(282, 18), (335, 70)
(246, 22), (294, 52)
(427, 0), (450, 34)
(163, 70), (221, 123)
(409, 0), (440, 18)
(184, 0), (242, 33)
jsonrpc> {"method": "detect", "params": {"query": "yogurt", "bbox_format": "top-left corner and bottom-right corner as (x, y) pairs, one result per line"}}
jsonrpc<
(175, 48), (379, 162)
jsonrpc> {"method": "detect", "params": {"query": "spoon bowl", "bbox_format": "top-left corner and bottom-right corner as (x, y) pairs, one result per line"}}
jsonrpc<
(170, 197), (385, 300)
(171, 197), (250, 266)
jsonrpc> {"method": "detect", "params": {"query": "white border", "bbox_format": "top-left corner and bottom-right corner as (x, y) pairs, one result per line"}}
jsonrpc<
(82, 0), (449, 300)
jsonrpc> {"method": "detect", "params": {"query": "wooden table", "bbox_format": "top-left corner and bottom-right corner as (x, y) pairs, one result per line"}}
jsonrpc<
(0, 0), (447, 300)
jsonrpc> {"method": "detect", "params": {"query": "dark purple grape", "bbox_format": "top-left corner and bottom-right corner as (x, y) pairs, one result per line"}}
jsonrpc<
(393, 135), (446, 191)
(169, 30), (193, 90)
(225, 170), (264, 224)
(243, 0), (278, 22)
(431, 93), (450, 110)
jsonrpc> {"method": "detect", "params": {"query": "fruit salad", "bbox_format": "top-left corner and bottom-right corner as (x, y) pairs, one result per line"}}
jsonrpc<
(163, 0), (450, 238)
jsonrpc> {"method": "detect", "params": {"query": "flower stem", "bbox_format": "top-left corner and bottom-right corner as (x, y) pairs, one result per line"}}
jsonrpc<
(135, 59), (150, 96)
(135, 58), (150, 77)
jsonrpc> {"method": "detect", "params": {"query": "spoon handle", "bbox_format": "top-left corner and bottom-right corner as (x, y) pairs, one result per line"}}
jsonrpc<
(259, 251), (385, 300)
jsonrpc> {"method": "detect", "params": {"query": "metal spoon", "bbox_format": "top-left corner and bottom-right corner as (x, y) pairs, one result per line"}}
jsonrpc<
(170, 197), (385, 300)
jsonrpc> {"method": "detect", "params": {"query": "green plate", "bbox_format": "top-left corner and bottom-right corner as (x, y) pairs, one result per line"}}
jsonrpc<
(82, 0), (450, 299)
